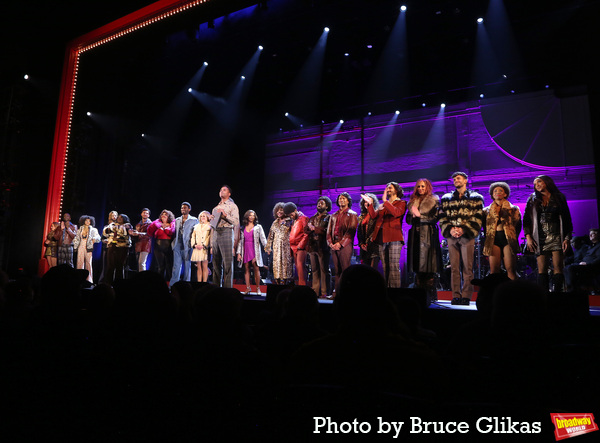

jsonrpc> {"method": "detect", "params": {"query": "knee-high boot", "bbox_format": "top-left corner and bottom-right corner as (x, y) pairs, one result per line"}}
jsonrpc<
(537, 273), (550, 292)
(552, 273), (565, 293)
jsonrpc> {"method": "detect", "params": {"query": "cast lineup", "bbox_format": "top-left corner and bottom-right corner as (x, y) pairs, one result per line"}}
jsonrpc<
(44, 175), (599, 299)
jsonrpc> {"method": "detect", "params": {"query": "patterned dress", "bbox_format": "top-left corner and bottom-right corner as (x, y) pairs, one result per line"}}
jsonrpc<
(266, 218), (293, 280)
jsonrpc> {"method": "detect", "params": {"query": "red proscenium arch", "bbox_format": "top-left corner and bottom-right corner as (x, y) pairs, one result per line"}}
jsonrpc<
(40, 0), (211, 275)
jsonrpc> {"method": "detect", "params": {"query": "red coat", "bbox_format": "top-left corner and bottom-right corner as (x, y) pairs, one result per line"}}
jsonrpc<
(367, 199), (406, 244)
(327, 208), (358, 249)
(289, 214), (309, 253)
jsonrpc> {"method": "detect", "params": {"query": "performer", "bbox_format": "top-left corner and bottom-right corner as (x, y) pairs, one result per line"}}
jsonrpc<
(171, 202), (199, 285)
(439, 172), (484, 305)
(287, 202), (309, 286)
(44, 222), (60, 269)
(128, 208), (152, 272)
(55, 213), (77, 267)
(191, 211), (212, 283)
(362, 183), (406, 288)
(357, 193), (380, 269)
(236, 210), (267, 295)
(406, 179), (442, 283)
(305, 196), (332, 298)
(523, 175), (573, 292)
(327, 192), (358, 293)
(210, 185), (240, 288)
(99, 210), (118, 282)
(482, 182), (522, 280)
(102, 214), (132, 285)
(73, 215), (101, 283)
(147, 209), (176, 282)
(265, 202), (293, 284)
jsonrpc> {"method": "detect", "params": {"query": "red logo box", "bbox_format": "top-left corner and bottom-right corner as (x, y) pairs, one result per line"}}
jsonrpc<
(551, 413), (598, 440)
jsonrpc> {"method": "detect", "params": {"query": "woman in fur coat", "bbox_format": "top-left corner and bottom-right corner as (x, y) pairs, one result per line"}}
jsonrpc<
(483, 182), (522, 280)
(406, 179), (442, 279)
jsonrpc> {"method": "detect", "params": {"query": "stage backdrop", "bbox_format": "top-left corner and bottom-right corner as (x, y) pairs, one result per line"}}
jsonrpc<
(264, 89), (597, 279)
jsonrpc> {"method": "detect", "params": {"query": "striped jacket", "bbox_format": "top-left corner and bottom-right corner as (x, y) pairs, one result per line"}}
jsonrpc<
(439, 189), (484, 239)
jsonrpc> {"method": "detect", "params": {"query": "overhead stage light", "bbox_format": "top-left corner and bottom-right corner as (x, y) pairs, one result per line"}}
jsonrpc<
(23, 74), (29, 80)
(324, 27), (330, 32)
(395, 110), (400, 115)
(441, 103), (446, 108)
(258, 45), (264, 50)
(400, 5), (407, 12)
(188, 88), (192, 93)
(480, 93), (485, 98)
(477, 17), (484, 23)
(340, 120), (344, 124)
(86, 112), (92, 116)
(241, 76), (246, 80)
(285, 112), (289, 117)
(204, 62), (208, 66)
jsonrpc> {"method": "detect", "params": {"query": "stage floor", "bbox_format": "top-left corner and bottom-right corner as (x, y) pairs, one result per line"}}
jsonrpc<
(235, 285), (600, 316)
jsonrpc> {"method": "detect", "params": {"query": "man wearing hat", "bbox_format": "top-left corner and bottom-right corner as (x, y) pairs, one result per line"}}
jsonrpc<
(439, 172), (484, 305)
(305, 196), (332, 297)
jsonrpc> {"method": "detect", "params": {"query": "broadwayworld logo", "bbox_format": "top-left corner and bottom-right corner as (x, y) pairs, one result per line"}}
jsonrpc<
(551, 413), (598, 440)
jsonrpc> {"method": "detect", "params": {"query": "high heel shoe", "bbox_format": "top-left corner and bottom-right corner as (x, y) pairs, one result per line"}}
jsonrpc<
(256, 286), (262, 296)
(244, 286), (251, 295)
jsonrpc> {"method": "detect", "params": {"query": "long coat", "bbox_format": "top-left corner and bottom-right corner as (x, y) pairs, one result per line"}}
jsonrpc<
(482, 200), (522, 256)
(405, 195), (442, 274)
(266, 218), (293, 280)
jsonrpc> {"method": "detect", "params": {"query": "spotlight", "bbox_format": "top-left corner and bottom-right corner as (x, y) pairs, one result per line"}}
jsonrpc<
(142, 133), (146, 137)
(340, 119), (344, 124)
(23, 74), (29, 80)
(545, 84), (550, 89)
(477, 17), (484, 23)
(324, 27), (330, 32)
(480, 93), (485, 98)
(441, 103), (446, 108)
(258, 45), (264, 50)
(344, 53), (349, 57)
(188, 88), (192, 93)
(86, 112), (92, 116)
(400, 5), (407, 12)
(367, 45), (373, 49)
(395, 110), (400, 115)
(367, 112), (372, 116)
(285, 112), (289, 117)
(422, 103), (426, 107)
(204, 61), (208, 66)
(502, 74), (507, 78)
(241, 75), (245, 80)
